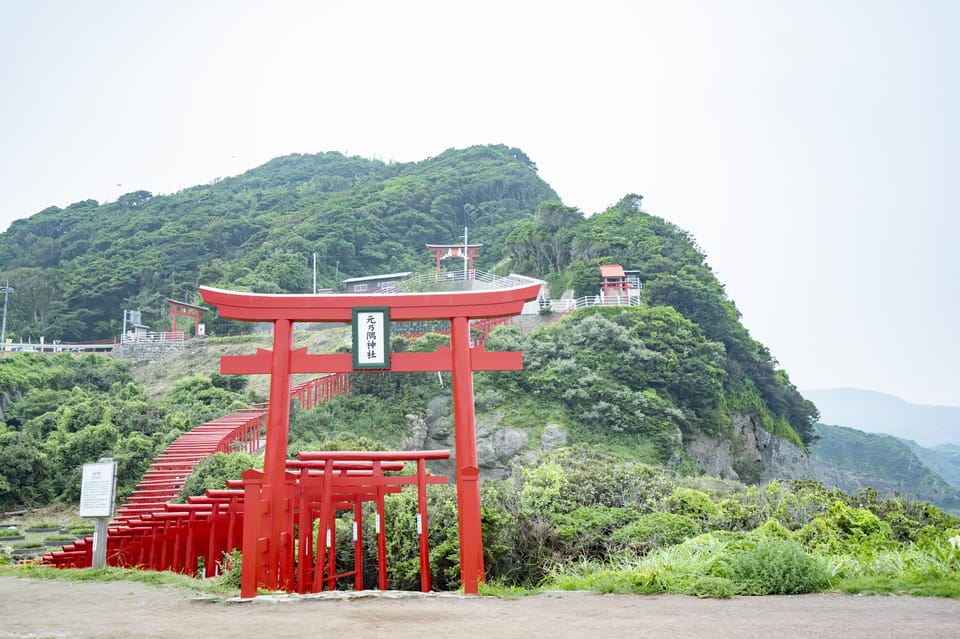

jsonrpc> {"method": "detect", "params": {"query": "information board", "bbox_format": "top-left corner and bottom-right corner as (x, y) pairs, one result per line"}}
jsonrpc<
(352, 307), (390, 369)
(79, 460), (117, 518)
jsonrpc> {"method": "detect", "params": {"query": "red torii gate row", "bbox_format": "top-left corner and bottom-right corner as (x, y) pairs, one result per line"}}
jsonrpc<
(242, 449), (450, 594)
(290, 374), (351, 409)
(45, 448), (450, 594)
(199, 282), (539, 597)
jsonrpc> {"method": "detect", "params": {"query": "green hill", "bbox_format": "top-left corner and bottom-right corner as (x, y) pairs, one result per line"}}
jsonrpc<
(810, 423), (960, 513)
(0, 145), (555, 340)
(0, 145), (822, 513)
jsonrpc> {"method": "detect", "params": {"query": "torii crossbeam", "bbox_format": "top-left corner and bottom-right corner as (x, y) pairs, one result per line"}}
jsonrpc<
(199, 283), (539, 596)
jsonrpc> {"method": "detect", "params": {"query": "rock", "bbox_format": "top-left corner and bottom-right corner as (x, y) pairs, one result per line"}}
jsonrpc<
(539, 424), (567, 451)
(683, 412), (815, 484)
(399, 413), (429, 450)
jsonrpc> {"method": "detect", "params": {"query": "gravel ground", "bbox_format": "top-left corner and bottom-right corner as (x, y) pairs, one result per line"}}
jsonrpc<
(2, 577), (959, 639)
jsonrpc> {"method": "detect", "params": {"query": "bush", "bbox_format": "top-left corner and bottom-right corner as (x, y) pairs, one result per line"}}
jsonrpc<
(798, 500), (895, 554)
(719, 537), (830, 595)
(664, 487), (717, 520)
(554, 506), (641, 558)
(175, 452), (260, 502)
(611, 511), (701, 554)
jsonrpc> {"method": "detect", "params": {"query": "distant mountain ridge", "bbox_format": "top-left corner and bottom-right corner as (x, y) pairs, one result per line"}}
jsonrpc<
(803, 388), (960, 448)
(809, 423), (960, 513)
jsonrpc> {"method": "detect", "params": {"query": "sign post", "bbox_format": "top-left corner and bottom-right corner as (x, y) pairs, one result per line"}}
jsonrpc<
(79, 458), (118, 569)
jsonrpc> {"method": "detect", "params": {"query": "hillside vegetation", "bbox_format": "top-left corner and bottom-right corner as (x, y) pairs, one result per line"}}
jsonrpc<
(0, 145), (816, 456)
(0, 145), (555, 339)
(0, 144), (957, 596)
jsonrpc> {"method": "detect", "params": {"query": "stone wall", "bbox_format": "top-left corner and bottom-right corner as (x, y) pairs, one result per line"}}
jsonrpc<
(111, 341), (185, 363)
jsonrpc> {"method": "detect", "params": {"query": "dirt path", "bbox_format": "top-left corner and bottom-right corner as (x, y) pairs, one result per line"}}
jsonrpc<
(1, 577), (959, 639)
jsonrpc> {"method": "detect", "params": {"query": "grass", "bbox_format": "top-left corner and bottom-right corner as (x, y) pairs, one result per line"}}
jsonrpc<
(0, 564), (241, 597)
(839, 573), (960, 598)
(478, 580), (541, 599)
(541, 532), (960, 599)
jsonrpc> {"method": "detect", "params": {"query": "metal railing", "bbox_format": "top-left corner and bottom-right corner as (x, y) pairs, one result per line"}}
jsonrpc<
(120, 331), (185, 344)
(376, 269), (539, 294)
(1, 342), (116, 353)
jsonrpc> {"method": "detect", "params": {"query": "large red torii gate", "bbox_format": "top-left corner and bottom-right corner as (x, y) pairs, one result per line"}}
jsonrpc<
(198, 283), (539, 596)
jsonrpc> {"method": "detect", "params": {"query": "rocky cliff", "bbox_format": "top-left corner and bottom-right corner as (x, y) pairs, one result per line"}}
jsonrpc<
(403, 396), (813, 484)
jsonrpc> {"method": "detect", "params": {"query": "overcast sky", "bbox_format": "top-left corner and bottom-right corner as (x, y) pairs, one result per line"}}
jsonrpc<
(1, 1), (957, 407)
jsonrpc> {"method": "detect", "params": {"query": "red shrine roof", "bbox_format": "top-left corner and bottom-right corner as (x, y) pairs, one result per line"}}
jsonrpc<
(600, 264), (626, 278)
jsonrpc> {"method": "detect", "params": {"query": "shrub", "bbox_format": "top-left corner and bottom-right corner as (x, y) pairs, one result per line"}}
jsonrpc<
(664, 487), (717, 520)
(554, 506), (641, 558)
(175, 452), (260, 502)
(798, 500), (895, 554)
(611, 511), (701, 554)
(719, 537), (830, 595)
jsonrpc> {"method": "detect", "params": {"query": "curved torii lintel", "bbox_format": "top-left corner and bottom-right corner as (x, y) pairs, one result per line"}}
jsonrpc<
(198, 283), (540, 322)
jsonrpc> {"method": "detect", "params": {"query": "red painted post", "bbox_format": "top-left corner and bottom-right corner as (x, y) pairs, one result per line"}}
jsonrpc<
(296, 482), (311, 593)
(265, 319), (293, 485)
(450, 315), (484, 594)
(376, 461), (388, 590)
(417, 457), (431, 592)
(312, 463), (335, 592)
(240, 470), (262, 599)
(353, 500), (364, 591)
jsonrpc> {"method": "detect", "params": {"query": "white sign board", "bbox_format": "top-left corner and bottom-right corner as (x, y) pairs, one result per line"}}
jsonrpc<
(79, 461), (117, 518)
(352, 307), (390, 369)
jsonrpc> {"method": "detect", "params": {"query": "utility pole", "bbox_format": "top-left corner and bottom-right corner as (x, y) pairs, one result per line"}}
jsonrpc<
(0, 281), (12, 349)
(313, 252), (317, 294)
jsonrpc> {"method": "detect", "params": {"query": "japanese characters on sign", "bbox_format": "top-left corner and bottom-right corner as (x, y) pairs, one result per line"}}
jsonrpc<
(79, 460), (118, 518)
(352, 307), (391, 369)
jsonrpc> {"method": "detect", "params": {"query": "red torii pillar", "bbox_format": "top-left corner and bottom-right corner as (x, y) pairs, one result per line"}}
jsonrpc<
(198, 283), (539, 597)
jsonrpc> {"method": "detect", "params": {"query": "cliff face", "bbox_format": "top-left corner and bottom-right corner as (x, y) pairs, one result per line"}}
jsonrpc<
(406, 397), (812, 485)
(683, 412), (814, 483)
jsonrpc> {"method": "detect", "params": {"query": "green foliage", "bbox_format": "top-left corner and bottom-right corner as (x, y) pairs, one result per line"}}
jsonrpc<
(664, 487), (718, 521)
(611, 511), (702, 553)
(0, 356), (255, 509)
(288, 392), (412, 452)
(160, 375), (250, 425)
(811, 424), (960, 512)
(175, 452), (260, 502)
(0, 145), (555, 340)
(482, 306), (734, 463)
(719, 537), (830, 595)
(798, 500), (895, 554)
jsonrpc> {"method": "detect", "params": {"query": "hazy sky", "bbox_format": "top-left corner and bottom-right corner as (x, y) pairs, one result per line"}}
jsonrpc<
(1, 1), (958, 406)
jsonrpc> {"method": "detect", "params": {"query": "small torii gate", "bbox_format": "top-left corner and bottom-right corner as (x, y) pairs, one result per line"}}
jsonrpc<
(165, 298), (206, 337)
(426, 242), (482, 280)
(198, 282), (539, 596)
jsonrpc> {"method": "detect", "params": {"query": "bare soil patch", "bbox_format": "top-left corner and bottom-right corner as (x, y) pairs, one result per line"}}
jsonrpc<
(1, 577), (958, 639)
